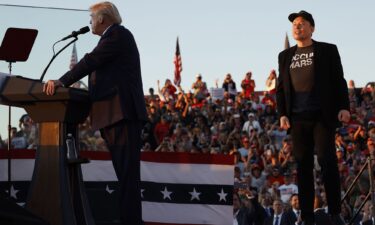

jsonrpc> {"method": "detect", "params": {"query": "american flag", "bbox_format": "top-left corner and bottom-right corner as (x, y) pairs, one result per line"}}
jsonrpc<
(173, 37), (182, 86)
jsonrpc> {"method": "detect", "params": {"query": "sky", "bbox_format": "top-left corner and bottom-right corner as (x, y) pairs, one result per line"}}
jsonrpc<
(0, 0), (374, 139)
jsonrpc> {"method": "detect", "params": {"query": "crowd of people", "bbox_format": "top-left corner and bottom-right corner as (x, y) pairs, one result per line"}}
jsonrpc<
(145, 75), (374, 224)
(0, 114), (38, 149)
(1, 72), (375, 224)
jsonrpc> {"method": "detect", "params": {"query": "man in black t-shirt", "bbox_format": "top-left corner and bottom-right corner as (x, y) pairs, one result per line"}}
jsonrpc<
(276, 10), (350, 225)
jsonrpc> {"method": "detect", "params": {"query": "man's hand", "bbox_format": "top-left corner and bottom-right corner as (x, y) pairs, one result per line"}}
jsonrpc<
(338, 109), (350, 123)
(280, 116), (290, 130)
(43, 80), (63, 96)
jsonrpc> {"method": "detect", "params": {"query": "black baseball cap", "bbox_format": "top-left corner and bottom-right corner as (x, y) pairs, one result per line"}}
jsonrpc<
(288, 10), (315, 27)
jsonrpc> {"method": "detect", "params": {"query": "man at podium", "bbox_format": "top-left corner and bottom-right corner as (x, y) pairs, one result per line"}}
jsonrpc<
(43, 2), (147, 225)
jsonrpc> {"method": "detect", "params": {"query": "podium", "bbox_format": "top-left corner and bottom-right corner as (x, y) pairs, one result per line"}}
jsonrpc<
(0, 75), (94, 225)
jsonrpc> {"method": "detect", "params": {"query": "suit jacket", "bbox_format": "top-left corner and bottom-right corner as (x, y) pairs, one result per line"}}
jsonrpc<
(59, 24), (147, 129)
(263, 213), (288, 225)
(314, 208), (333, 225)
(262, 206), (274, 218)
(236, 207), (253, 225)
(282, 209), (298, 225)
(276, 40), (349, 128)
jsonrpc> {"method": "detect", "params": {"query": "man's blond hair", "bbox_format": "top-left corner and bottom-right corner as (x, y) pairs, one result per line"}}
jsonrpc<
(90, 1), (122, 24)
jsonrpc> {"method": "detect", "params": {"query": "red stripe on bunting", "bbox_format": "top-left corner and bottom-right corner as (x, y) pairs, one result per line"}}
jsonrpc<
(0, 149), (233, 165)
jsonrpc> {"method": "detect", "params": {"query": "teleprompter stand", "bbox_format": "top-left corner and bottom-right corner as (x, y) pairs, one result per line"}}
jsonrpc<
(0, 27), (37, 199)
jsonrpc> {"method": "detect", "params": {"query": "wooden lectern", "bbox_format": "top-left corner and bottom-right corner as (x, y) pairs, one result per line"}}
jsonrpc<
(0, 75), (95, 225)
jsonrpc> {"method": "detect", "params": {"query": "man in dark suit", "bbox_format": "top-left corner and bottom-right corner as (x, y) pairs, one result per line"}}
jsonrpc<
(260, 193), (274, 219)
(43, 2), (147, 225)
(283, 194), (301, 225)
(263, 199), (288, 225)
(234, 192), (253, 225)
(276, 10), (350, 225)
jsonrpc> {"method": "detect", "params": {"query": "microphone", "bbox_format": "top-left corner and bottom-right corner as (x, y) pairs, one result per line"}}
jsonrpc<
(40, 27), (89, 81)
(60, 26), (90, 41)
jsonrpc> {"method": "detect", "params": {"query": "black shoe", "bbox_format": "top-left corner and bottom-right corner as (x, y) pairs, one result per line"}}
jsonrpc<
(300, 221), (315, 225)
(330, 214), (345, 225)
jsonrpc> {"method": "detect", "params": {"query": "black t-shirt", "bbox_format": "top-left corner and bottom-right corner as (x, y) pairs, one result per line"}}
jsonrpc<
(289, 45), (320, 113)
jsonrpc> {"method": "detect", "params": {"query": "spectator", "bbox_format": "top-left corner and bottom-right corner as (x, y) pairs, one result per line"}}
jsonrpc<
(148, 87), (157, 101)
(191, 74), (208, 101)
(243, 113), (262, 135)
(359, 200), (375, 225)
(153, 115), (171, 145)
(279, 142), (294, 171)
(222, 73), (237, 100)
(11, 130), (27, 149)
(233, 192), (254, 225)
(314, 194), (333, 225)
(260, 105), (277, 126)
(265, 69), (277, 95)
(261, 147), (278, 169)
(261, 92), (276, 110)
(155, 137), (174, 152)
(161, 79), (177, 98)
(141, 142), (152, 152)
(348, 80), (361, 108)
(157, 79), (174, 103)
(268, 123), (288, 150)
(174, 128), (193, 152)
(250, 164), (267, 191)
(19, 114), (38, 149)
(263, 198), (286, 225)
(241, 71), (256, 99)
(267, 166), (284, 190)
(259, 193), (274, 218)
(238, 137), (251, 163)
(283, 194), (302, 225)
(278, 172), (298, 203)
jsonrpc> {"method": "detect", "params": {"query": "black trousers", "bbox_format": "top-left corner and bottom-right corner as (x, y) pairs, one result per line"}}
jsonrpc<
(291, 116), (341, 222)
(101, 119), (143, 225)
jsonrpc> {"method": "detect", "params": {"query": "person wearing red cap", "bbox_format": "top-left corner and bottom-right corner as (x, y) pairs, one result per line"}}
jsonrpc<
(276, 10), (350, 225)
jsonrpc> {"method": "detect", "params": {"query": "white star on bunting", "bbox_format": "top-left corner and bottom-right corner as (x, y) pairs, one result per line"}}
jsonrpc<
(5, 185), (19, 199)
(189, 188), (201, 201)
(141, 189), (145, 198)
(161, 187), (172, 200)
(217, 188), (227, 202)
(105, 185), (114, 194)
